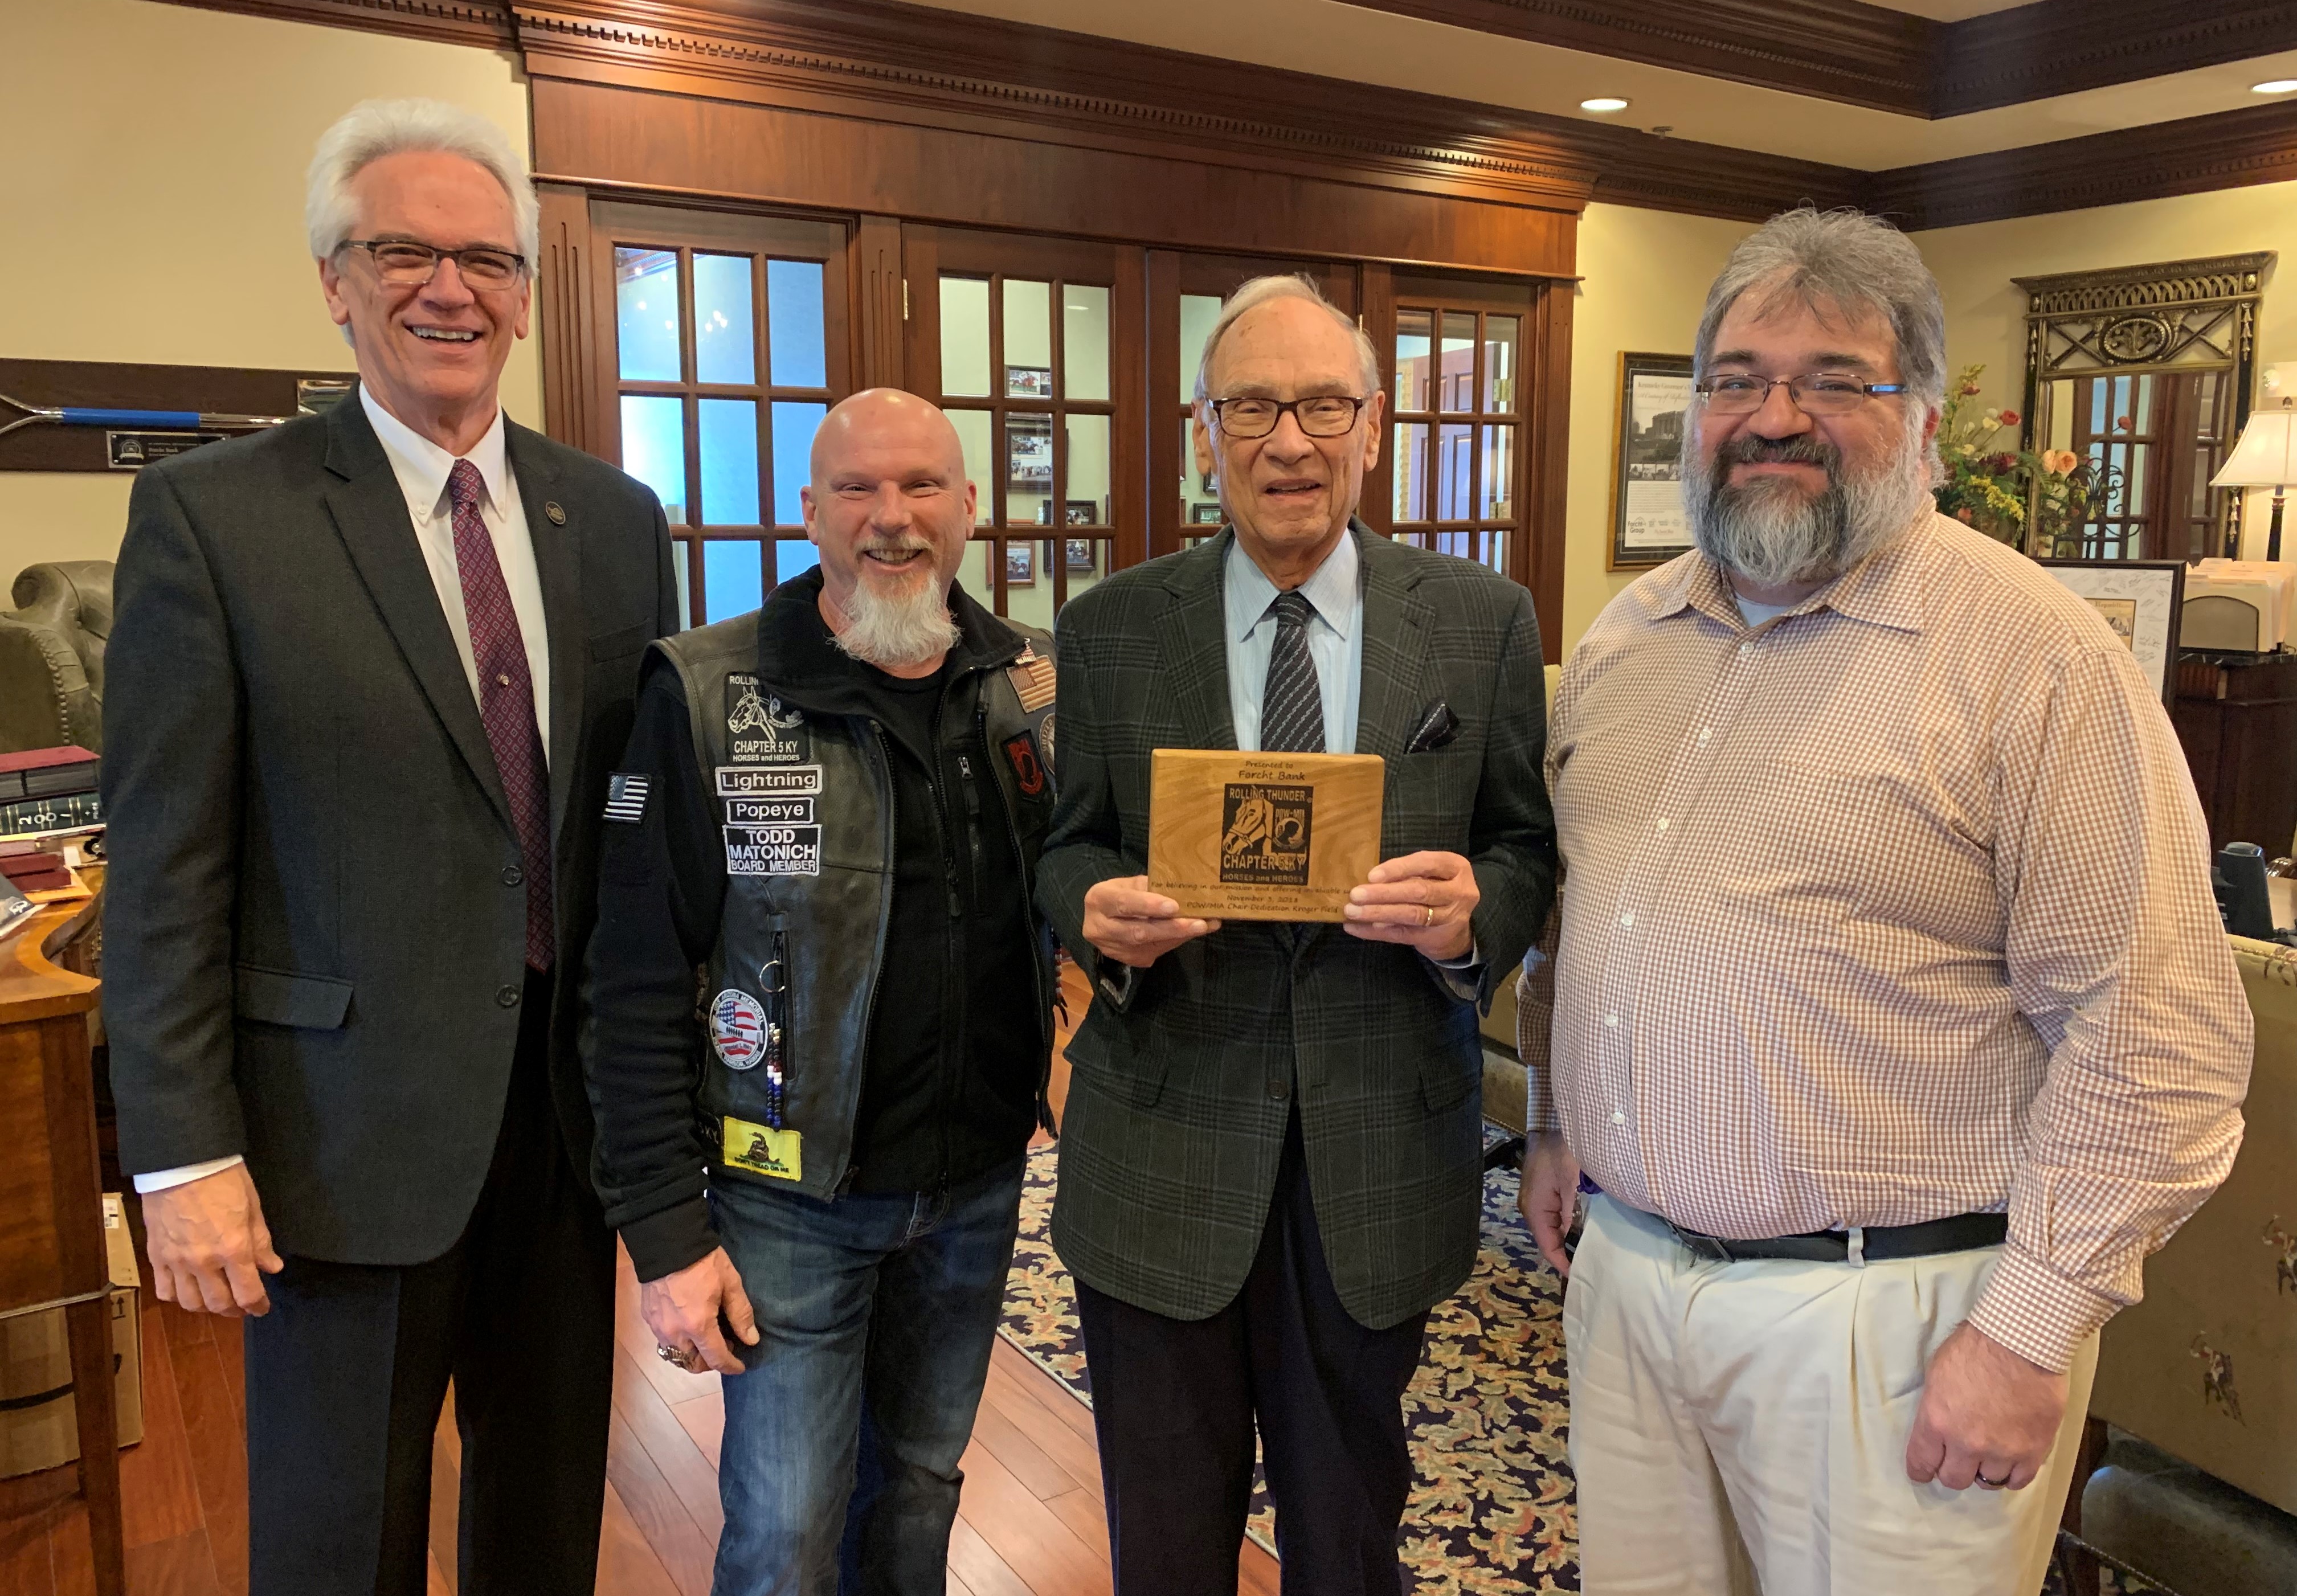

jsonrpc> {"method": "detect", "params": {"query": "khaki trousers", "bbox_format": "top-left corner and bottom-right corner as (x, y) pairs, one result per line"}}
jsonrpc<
(1563, 1194), (2098, 1595)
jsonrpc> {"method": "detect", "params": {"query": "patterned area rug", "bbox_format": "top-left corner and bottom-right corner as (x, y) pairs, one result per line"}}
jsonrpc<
(999, 1138), (2165, 1595)
(998, 1137), (1581, 1591)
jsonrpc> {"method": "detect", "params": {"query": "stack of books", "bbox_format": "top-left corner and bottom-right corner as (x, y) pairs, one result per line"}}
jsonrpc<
(0, 746), (103, 838)
(0, 846), (71, 894)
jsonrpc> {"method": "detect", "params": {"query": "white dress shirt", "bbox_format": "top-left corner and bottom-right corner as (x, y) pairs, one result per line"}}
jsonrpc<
(135, 390), (554, 1196)
(1223, 530), (1363, 754)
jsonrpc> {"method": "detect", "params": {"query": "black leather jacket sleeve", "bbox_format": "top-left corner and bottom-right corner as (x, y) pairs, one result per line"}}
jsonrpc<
(581, 657), (727, 1282)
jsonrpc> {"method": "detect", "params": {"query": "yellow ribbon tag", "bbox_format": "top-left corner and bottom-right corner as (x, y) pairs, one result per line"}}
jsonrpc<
(722, 1117), (802, 1182)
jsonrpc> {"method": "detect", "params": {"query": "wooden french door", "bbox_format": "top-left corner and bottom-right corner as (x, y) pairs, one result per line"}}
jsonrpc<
(588, 201), (852, 629)
(902, 226), (1146, 623)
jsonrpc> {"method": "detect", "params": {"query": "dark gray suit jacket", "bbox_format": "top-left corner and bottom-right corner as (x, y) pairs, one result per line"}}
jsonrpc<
(103, 394), (677, 1265)
(1036, 527), (1556, 1329)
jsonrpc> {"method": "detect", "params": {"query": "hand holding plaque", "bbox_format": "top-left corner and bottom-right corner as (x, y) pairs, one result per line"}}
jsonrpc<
(1147, 748), (1384, 922)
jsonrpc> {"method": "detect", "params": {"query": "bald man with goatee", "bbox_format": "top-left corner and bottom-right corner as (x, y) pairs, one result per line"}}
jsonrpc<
(583, 390), (1064, 1594)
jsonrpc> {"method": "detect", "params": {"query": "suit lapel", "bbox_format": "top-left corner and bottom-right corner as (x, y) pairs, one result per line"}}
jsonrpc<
(1352, 526), (1433, 763)
(1155, 531), (1237, 751)
(321, 397), (514, 833)
(508, 422), (585, 857)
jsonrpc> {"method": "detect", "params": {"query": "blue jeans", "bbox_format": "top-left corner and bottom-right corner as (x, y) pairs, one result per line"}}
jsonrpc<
(709, 1155), (1027, 1596)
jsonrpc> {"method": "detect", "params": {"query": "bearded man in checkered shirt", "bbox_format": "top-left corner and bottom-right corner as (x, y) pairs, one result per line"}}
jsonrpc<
(1521, 207), (2253, 1595)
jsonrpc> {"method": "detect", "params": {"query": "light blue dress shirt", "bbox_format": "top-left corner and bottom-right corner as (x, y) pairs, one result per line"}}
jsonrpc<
(1223, 530), (1363, 753)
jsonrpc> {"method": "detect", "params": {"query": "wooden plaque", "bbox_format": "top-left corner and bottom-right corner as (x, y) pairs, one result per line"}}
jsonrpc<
(1147, 748), (1384, 922)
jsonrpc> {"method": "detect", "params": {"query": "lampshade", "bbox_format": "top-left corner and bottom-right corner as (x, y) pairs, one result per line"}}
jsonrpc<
(2213, 404), (2297, 490)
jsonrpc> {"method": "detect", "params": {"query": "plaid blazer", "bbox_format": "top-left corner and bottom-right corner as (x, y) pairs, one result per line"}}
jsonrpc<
(1036, 526), (1557, 1329)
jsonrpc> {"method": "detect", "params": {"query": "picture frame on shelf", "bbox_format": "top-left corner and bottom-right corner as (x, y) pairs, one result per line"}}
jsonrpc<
(1006, 414), (1053, 488)
(1004, 539), (1037, 587)
(1064, 500), (1099, 527)
(1609, 351), (1695, 570)
(1189, 502), (1226, 525)
(2037, 558), (2185, 708)
(1006, 365), (1053, 400)
(1064, 538), (1097, 574)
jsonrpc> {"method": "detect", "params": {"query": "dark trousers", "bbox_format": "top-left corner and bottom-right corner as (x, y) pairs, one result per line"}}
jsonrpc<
(1075, 1112), (1429, 1596)
(245, 968), (616, 1596)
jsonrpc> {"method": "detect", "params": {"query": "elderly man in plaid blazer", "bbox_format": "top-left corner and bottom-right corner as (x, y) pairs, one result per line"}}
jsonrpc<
(1036, 275), (1557, 1594)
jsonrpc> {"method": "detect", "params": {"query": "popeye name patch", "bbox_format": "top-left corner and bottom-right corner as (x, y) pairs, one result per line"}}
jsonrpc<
(726, 673), (809, 766)
(726, 796), (815, 826)
(602, 772), (649, 823)
(709, 988), (770, 1070)
(718, 764), (823, 797)
(726, 824), (822, 876)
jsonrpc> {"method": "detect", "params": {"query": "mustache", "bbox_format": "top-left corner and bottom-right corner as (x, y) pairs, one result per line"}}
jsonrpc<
(1713, 432), (1841, 473)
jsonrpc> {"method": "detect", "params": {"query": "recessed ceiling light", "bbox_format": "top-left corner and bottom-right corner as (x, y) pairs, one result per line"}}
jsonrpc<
(2253, 79), (2297, 94)
(1580, 97), (1630, 113)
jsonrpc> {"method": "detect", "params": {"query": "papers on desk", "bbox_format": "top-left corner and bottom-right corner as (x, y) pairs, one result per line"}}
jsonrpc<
(0, 875), (36, 946)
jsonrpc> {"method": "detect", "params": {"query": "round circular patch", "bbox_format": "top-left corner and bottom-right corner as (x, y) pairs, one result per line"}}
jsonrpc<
(709, 988), (769, 1071)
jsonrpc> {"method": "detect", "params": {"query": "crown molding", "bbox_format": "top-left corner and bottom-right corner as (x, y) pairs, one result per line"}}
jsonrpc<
(135, 0), (2297, 232)
(1935, 2), (2297, 118)
(163, 0), (514, 46)
(1866, 97), (2297, 232)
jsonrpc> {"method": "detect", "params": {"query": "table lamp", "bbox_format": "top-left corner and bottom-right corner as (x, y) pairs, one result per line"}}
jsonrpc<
(2214, 363), (2297, 562)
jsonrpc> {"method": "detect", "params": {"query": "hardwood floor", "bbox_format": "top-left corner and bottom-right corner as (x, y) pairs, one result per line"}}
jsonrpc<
(9, 964), (1284, 1595)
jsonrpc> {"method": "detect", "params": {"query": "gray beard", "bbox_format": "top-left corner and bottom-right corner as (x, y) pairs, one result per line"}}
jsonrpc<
(1685, 414), (1933, 590)
(828, 563), (961, 670)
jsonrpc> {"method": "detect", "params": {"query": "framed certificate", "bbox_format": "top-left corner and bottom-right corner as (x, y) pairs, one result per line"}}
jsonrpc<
(1609, 351), (1696, 570)
(1147, 748), (1384, 922)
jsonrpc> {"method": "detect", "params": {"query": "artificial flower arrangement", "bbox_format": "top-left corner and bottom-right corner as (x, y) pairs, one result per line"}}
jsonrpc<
(1932, 364), (2112, 556)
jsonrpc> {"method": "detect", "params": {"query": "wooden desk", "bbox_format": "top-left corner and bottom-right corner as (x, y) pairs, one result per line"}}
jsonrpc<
(0, 879), (122, 1596)
(2173, 652), (2297, 856)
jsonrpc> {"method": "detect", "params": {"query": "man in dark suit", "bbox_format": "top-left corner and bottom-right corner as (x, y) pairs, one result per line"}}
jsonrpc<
(103, 99), (675, 1596)
(1037, 276), (1556, 1594)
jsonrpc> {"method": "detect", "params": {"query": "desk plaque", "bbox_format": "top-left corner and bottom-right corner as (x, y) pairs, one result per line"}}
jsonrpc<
(1147, 748), (1384, 922)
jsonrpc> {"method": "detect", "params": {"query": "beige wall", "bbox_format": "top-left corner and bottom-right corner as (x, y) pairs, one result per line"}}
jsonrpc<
(1560, 203), (1754, 652)
(0, 0), (536, 579)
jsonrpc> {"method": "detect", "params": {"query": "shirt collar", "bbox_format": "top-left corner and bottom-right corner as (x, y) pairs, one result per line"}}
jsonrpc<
(359, 384), (510, 523)
(1637, 511), (1931, 636)
(1224, 528), (1360, 645)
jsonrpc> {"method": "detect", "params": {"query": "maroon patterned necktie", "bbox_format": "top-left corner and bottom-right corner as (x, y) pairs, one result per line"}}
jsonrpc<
(447, 460), (554, 970)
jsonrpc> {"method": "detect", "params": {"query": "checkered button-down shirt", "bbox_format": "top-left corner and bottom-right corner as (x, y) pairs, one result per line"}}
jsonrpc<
(1538, 512), (2251, 1372)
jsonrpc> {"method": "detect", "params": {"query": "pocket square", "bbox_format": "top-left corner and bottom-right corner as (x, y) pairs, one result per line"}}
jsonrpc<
(1405, 700), (1460, 754)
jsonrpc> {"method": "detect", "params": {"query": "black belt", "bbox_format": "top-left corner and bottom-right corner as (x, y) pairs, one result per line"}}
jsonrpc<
(1663, 1212), (2008, 1265)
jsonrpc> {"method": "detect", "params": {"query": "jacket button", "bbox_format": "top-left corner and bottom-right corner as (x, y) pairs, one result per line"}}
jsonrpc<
(501, 865), (524, 887)
(1266, 1078), (1290, 1101)
(496, 984), (520, 1008)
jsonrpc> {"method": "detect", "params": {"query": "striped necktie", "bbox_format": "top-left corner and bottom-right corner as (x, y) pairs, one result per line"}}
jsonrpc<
(1260, 591), (1326, 754)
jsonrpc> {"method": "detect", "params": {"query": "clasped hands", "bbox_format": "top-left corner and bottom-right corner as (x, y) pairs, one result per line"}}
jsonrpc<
(1081, 850), (1478, 969)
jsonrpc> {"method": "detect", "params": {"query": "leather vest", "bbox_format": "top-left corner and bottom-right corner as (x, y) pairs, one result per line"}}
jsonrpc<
(649, 604), (1058, 1201)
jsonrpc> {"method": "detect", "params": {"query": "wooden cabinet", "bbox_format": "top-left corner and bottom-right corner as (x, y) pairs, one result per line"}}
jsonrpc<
(2173, 652), (2297, 856)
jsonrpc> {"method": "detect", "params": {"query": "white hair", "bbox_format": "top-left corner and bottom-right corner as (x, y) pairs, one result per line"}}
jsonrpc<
(305, 99), (539, 267)
(1193, 275), (1382, 403)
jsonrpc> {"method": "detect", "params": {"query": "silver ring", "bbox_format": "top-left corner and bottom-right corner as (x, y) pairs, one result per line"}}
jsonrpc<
(1975, 1468), (2009, 1489)
(655, 1343), (702, 1372)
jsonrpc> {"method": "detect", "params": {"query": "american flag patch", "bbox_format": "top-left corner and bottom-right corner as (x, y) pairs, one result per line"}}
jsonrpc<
(603, 772), (649, 824)
(1006, 647), (1056, 714)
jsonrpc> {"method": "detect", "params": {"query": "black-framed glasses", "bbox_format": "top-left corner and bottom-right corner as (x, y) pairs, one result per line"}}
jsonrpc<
(1206, 395), (1368, 439)
(340, 239), (529, 290)
(1695, 373), (1908, 416)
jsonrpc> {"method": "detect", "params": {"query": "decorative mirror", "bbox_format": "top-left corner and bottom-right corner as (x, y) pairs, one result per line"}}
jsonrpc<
(2014, 253), (2274, 561)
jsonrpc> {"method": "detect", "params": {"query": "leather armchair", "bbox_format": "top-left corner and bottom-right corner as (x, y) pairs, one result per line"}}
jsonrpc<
(0, 562), (112, 756)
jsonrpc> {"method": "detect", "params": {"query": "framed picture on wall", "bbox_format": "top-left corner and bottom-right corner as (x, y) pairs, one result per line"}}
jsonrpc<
(1609, 351), (1697, 570)
(1190, 502), (1226, 525)
(2037, 557), (2185, 708)
(1006, 366), (1052, 400)
(1005, 539), (1037, 587)
(1007, 414), (1053, 487)
(1065, 500), (1099, 526)
(1065, 538), (1097, 574)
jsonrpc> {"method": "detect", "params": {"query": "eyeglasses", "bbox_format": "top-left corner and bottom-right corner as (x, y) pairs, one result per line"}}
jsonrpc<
(1206, 395), (1368, 439)
(340, 239), (528, 290)
(1695, 373), (1908, 416)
